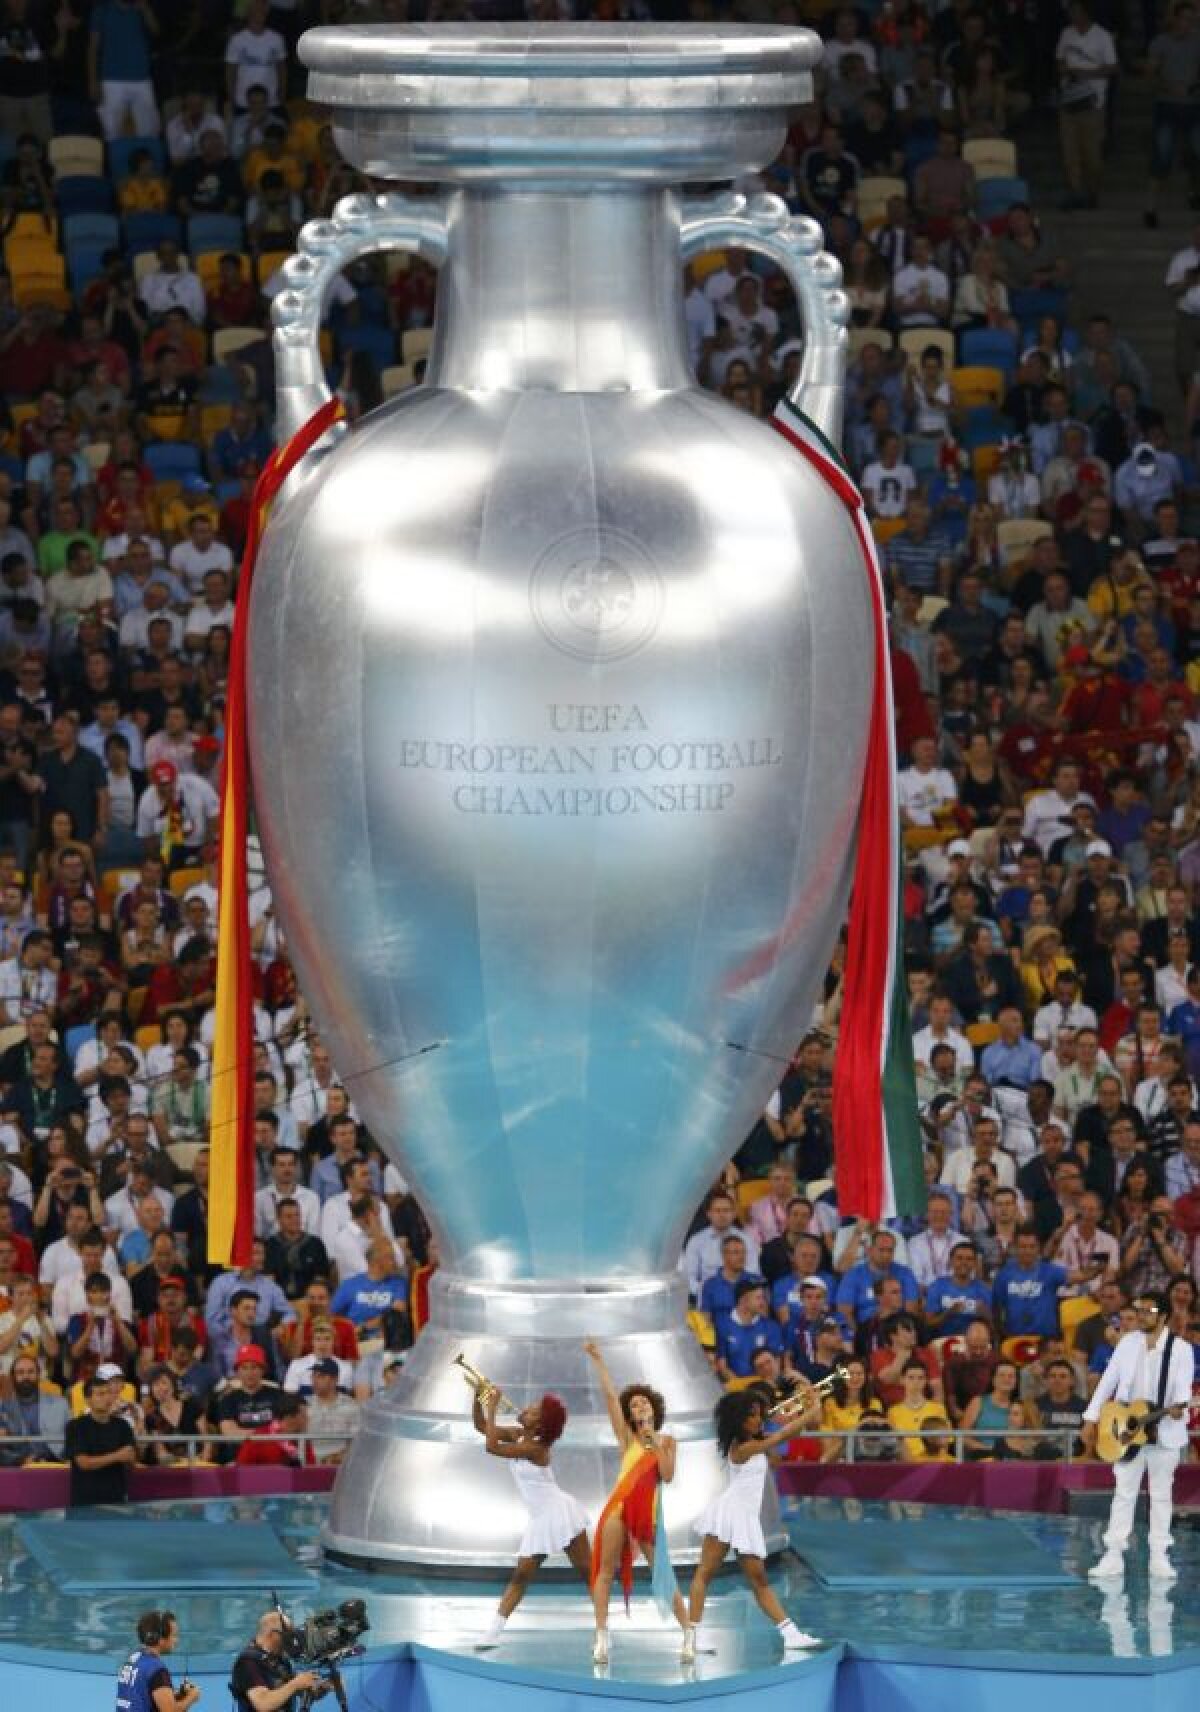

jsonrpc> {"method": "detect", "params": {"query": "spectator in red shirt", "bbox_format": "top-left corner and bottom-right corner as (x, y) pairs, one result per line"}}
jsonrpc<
(235, 1393), (314, 1466)
(1059, 643), (1130, 734)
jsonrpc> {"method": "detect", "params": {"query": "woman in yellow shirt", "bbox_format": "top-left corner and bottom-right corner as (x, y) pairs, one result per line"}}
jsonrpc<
(820, 1357), (873, 1463)
(117, 149), (169, 215)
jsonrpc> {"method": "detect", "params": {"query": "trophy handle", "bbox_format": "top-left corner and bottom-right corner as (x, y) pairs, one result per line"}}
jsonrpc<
(680, 191), (850, 449)
(271, 191), (450, 443)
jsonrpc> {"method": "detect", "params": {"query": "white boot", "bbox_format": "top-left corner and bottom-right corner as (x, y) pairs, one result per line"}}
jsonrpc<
(592, 1628), (609, 1665)
(1149, 1552), (1177, 1582)
(1088, 1551), (1125, 1581)
(680, 1625), (696, 1664)
(778, 1619), (821, 1651)
(476, 1614), (506, 1650)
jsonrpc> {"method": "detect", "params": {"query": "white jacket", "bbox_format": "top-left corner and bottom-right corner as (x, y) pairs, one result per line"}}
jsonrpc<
(1083, 1329), (1194, 1451)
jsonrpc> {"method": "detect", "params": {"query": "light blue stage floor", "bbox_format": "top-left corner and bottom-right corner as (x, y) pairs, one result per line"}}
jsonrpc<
(1, 1496), (1198, 1709)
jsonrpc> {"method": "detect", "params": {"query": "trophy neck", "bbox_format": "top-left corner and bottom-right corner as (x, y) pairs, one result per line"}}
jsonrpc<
(427, 186), (691, 394)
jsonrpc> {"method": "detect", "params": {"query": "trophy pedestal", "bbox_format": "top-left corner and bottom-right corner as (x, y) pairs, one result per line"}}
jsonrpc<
(324, 1272), (786, 1573)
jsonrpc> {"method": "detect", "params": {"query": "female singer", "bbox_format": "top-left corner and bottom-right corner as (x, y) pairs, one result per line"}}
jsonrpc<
(683, 1388), (821, 1660)
(585, 1339), (688, 1664)
(472, 1384), (591, 1650)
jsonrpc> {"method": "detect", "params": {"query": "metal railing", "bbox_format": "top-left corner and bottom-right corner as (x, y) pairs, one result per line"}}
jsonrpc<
(1, 1425), (1196, 1466)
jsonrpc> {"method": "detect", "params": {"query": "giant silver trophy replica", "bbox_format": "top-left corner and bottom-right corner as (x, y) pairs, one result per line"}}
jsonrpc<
(249, 23), (872, 1572)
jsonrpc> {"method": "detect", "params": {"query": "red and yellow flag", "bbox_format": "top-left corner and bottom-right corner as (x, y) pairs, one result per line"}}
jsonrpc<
(208, 397), (345, 1266)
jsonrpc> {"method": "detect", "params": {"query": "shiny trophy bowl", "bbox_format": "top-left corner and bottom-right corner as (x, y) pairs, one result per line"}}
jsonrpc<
(249, 23), (870, 1570)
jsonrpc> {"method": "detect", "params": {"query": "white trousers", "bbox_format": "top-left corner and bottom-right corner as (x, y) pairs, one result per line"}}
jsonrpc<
(1104, 1443), (1180, 1555)
(99, 79), (161, 140)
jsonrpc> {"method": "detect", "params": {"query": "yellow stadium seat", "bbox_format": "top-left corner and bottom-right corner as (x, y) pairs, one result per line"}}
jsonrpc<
(972, 444), (1004, 484)
(256, 249), (291, 286)
(848, 326), (895, 357)
(963, 138), (1018, 180)
(10, 401), (39, 431)
(12, 273), (70, 311)
(213, 326), (266, 364)
(858, 174), (907, 228)
(381, 364), (415, 399)
(898, 327), (955, 367)
(135, 1022), (162, 1052)
(737, 1179), (772, 1220)
(688, 251), (726, 285)
(401, 327), (433, 365)
(950, 365), (1005, 409)
(871, 517), (906, 547)
(169, 864), (207, 898)
(48, 135), (105, 177)
(966, 1021), (1001, 1049)
(688, 1308), (716, 1350)
(200, 402), (233, 439)
(1060, 1295), (1103, 1352)
(997, 518), (1053, 563)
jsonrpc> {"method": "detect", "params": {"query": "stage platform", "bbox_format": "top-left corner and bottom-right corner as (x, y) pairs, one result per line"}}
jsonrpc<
(1, 1494), (1197, 1712)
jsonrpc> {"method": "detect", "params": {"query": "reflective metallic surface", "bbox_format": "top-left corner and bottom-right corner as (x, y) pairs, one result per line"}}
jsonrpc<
(250, 24), (870, 1570)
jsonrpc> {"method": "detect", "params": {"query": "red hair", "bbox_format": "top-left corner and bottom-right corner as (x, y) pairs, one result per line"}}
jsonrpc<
(538, 1393), (567, 1445)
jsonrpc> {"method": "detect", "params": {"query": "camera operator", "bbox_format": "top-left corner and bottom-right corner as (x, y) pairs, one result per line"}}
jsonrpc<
(116, 1611), (200, 1712)
(231, 1612), (324, 1712)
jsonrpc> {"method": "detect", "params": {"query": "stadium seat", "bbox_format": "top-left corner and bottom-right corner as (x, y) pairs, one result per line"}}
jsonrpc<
(736, 1180), (772, 1220)
(977, 177), (1030, 222)
(212, 326), (267, 365)
(200, 403), (233, 439)
(871, 517), (906, 547)
(144, 441), (204, 483)
(123, 211), (182, 252)
(899, 327), (955, 367)
(63, 212), (119, 251)
(187, 213), (245, 255)
(199, 366), (243, 404)
(135, 1023), (162, 1053)
(961, 407), (1006, 448)
(997, 518), (1053, 563)
(857, 174), (906, 228)
(972, 444), (1004, 484)
(1060, 1295), (1101, 1351)
(54, 176), (115, 215)
(848, 326), (895, 357)
(949, 365), (1005, 410)
(1009, 287), (1069, 326)
(908, 437), (940, 479)
(6, 211), (56, 244)
(401, 327), (433, 365)
(67, 243), (109, 293)
(48, 135), (105, 177)
(108, 135), (166, 180)
(959, 327), (1018, 377)
(168, 865), (207, 898)
(381, 364), (415, 398)
(256, 249), (291, 286)
(962, 138), (1018, 180)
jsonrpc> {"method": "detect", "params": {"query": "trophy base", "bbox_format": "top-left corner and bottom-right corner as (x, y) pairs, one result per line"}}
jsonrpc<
(324, 1271), (787, 1574)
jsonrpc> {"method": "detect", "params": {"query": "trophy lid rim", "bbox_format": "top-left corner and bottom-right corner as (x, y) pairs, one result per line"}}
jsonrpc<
(300, 22), (822, 94)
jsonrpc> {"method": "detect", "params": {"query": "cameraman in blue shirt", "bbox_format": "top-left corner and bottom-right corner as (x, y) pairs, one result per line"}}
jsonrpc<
(116, 1611), (200, 1712)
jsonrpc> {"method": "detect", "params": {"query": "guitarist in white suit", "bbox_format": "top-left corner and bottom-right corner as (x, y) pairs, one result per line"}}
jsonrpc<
(1081, 1291), (1194, 1583)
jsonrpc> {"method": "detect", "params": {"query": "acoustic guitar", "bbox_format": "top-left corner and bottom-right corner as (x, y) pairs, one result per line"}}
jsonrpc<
(1095, 1400), (1177, 1464)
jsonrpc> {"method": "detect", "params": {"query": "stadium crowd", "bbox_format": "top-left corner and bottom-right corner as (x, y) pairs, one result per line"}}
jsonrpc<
(0, 0), (1197, 1483)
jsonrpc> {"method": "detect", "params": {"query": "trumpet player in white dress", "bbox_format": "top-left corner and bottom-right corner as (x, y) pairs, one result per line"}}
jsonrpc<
(472, 1383), (592, 1649)
(682, 1386), (823, 1662)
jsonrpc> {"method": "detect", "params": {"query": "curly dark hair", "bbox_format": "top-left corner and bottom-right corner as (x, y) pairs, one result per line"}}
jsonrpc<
(619, 1383), (665, 1432)
(714, 1389), (765, 1460)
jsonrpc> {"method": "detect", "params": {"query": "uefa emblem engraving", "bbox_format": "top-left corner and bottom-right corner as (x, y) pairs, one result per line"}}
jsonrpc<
(529, 527), (663, 662)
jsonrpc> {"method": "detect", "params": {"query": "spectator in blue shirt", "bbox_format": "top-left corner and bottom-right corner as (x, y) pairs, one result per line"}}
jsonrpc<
(994, 1228), (1103, 1338)
(331, 1238), (408, 1328)
(203, 1240), (294, 1342)
(925, 1243), (994, 1335)
(699, 1233), (760, 1343)
(836, 1226), (920, 1328)
(1167, 970), (1200, 1079)
(90, 0), (160, 142)
(715, 1280), (785, 1381)
(980, 1005), (1044, 1089)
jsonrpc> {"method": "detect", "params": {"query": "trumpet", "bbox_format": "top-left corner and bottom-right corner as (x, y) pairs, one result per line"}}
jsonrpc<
(453, 1352), (518, 1416)
(767, 1364), (849, 1426)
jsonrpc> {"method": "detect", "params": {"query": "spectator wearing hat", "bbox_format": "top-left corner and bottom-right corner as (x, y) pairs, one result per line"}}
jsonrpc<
(137, 1274), (206, 1373)
(64, 1369), (136, 1504)
(304, 1357), (361, 1464)
(135, 758), (217, 871)
(217, 1342), (284, 1452)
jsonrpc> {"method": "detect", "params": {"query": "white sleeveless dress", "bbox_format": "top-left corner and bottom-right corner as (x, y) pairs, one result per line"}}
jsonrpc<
(692, 1451), (768, 1557)
(509, 1456), (589, 1557)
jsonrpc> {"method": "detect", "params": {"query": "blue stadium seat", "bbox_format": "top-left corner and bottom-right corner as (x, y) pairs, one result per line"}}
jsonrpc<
(55, 176), (114, 214)
(144, 442), (204, 482)
(198, 365), (242, 403)
(959, 328), (1019, 377)
(907, 437), (941, 479)
(215, 479), (242, 503)
(124, 211), (183, 252)
(63, 212), (119, 251)
(1009, 287), (1069, 326)
(977, 177), (1029, 221)
(67, 243), (109, 293)
(187, 213), (245, 255)
(108, 134), (166, 180)
(961, 407), (1008, 449)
